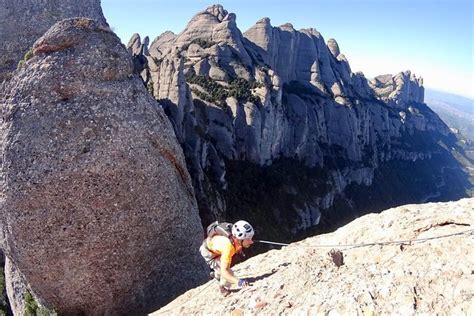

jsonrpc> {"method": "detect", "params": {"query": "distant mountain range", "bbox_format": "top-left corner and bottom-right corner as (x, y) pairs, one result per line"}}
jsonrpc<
(425, 88), (474, 140)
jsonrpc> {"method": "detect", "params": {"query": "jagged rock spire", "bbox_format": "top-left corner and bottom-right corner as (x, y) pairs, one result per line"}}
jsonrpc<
(205, 4), (228, 21)
(370, 71), (425, 106)
(327, 38), (340, 57)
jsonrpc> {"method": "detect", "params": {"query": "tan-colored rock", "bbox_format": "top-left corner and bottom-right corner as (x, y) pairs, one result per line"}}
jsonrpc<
(127, 33), (142, 55)
(369, 71), (425, 107)
(327, 38), (340, 57)
(152, 198), (474, 315)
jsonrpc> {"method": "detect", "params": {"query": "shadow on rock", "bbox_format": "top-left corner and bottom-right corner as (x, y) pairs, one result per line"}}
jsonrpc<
(246, 270), (278, 283)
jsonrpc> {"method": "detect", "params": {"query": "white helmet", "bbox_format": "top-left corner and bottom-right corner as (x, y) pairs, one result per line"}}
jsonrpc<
(232, 220), (254, 240)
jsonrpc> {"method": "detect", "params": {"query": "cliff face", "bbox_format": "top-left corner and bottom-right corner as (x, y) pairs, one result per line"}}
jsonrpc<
(131, 4), (472, 239)
(152, 198), (474, 315)
(0, 0), (107, 82)
(370, 71), (424, 107)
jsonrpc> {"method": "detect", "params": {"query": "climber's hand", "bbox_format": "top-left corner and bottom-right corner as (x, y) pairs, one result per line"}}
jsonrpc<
(238, 279), (249, 288)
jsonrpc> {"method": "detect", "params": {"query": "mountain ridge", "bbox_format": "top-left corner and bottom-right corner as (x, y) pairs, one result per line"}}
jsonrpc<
(129, 4), (472, 239)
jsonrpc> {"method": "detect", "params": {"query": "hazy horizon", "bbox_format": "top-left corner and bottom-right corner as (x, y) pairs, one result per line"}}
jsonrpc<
(425, 87), (474, 102)
(102, 0), (473, 99)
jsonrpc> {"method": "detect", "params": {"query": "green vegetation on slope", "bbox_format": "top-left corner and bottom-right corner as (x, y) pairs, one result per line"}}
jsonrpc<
(182, 38), (216, 50)
(0, 266), (7, 316)
(24, 291), (57, 316)
(17, 48), (34, 69)
(185, 73), (262, 105)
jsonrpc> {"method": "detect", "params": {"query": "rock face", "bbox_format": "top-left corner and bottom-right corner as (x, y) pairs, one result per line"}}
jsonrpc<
(4, 256), (27, 315)
(0, 250), (11, 314)
(130, 4), (472, 239)
(0, 18), (207, 315)
(153, 198), (474, 315)
(0, 0), (107, 83)
(370, 71), (425, 107)
(127, 33), (152, 88)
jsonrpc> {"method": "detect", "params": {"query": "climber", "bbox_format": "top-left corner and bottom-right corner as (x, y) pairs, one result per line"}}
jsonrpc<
(199, 220), (255, 296)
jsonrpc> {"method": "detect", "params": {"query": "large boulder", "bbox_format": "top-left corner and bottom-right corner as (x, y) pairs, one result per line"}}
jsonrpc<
(0, 18), (207, 315)
(0, 0), (107, 83)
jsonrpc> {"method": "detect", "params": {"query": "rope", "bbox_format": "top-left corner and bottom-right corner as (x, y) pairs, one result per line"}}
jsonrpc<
(256, 228), (474, 249)
(154, 228), (473, 314)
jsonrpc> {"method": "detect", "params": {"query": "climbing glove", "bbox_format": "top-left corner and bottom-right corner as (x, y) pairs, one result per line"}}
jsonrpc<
(238, 279), (249, 288)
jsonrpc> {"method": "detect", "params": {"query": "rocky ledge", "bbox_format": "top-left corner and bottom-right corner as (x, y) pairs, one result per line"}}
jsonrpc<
(153, 198), (473, 315)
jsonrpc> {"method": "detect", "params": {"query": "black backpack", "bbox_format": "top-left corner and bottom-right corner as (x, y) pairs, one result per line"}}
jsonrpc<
(206, 221), (233, 239)
(206, 221), (244, 257)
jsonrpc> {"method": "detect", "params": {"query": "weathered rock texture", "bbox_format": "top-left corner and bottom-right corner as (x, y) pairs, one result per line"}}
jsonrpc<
(0, 18), (207, 315)
(130, 4), (472, 240)
(153, 198), (474, 315)
(0, 0), (107, 83)
(4, 256), (27, 315)
(128, 33), (152, 89)
(370, 71), (425, 107)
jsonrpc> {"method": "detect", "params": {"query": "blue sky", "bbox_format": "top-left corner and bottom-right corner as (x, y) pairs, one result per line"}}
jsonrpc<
(102, 0), (473, 99)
